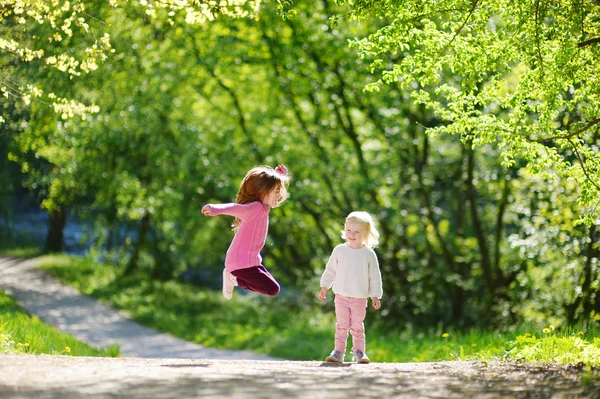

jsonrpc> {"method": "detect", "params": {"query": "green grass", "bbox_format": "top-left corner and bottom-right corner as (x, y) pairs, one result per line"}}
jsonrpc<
(34, 254), (334, 360)
(0, 290), (120, 357)
(0, 225), (46, 258)
(1, 246), (45, 259)
(507, 324), (600, 366)
(31, 253), (600, 365)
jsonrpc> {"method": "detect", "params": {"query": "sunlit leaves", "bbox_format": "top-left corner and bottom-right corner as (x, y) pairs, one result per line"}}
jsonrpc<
(1, 0), (115, 121)
(337, 0), (600, 220)
(0, 0), (259, 122)
(139, 0), (261, 24)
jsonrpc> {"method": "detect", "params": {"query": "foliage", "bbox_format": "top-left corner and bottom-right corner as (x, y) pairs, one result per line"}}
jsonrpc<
(0, 289), (120, 356)
(335, 0), (600, 221)
(0, 246), (44, 258)
(2, 0), (600, 329)
(37, 252), (600, 364)
(0, 0), (110, 121)
(0, 0), (260, 123)
(507, 323), (600, 367)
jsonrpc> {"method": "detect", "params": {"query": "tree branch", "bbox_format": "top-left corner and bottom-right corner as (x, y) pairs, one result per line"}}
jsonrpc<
(440, 0), (480, 56)
(534, 0), (545, 76)
(577, 37), (600, 48)
(260, 19), (352, 212)
(567, 137), (600, 192)
(188, 33), (263, 163)
(535, 118), (600, 142)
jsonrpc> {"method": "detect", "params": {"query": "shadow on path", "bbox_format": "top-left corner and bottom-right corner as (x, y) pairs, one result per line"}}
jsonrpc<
(1, 355), (598, 399)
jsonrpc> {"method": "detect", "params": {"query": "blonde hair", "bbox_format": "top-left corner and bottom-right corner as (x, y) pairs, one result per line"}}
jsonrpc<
(233, 165), (291, 230)
(341, 211), (380, 248)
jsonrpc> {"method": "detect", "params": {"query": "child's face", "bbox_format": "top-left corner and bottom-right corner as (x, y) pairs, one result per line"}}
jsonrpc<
(344, 220), (367, 248)
(261, 186), (282, 208)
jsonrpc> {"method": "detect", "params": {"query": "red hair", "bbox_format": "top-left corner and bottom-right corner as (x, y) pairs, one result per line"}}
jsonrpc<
(232, 165), (290, 230)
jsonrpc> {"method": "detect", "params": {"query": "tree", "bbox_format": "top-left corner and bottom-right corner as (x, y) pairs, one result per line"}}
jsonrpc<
(5, 0), (598, 327)
(0, 0), (261, 123)
(1, 0), (261, 254)
(333, 0), (600, 223)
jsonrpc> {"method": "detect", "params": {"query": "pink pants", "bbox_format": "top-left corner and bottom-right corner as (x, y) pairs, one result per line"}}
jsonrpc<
(334, 294), (368, 353)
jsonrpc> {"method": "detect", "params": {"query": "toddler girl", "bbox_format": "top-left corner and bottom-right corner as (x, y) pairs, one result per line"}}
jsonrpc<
(202, 164), (290, 300)
(318, 211), (383, 364)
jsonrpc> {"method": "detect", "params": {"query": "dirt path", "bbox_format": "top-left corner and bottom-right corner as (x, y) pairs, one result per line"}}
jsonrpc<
(2, 255), (599, 398)
(1, 354), (598, 398)
(0, 256), (273, 360)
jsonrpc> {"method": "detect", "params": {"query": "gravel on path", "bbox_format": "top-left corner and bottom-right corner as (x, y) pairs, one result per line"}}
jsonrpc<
(1, 354), (598, 399)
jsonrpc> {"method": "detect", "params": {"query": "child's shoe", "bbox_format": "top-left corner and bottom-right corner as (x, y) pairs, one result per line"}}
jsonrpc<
(352, 350), (370, 364)
(222, 269), (237, 300)
(325, 350), (344, 363)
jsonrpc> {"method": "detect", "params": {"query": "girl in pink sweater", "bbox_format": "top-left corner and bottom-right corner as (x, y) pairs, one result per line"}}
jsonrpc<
(201, 165), (290, 300)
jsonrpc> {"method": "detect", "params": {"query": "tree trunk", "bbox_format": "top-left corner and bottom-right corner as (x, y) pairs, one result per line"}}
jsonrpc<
(465, 144), (494, 292)
(582, 225), (598, 318)
(124, 214), (150, 275)
(45, 205), (67, 253)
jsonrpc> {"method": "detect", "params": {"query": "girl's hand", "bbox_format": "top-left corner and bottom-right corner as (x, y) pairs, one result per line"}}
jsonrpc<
(201, 205), (212, 216)
(371, 297), (381, 309)
(318, 287), (328, 300)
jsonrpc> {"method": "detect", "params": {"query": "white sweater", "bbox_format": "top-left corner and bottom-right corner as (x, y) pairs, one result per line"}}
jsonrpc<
(320, 243), (383, 299)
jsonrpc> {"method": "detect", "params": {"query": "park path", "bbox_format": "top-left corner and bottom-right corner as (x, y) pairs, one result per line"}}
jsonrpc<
(0, 255), (274, 360)
(1, 354), (598, 398)
(1, 256), (599, 398)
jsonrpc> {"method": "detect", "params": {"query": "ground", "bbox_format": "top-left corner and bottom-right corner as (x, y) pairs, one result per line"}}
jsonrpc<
(1, 354), (598, 398)
(1, 256), (600, 398)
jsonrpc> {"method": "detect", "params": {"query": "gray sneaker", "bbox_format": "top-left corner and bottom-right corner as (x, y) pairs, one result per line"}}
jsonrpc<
(352, 350), (370, 364)
(325, 350), (344, 363)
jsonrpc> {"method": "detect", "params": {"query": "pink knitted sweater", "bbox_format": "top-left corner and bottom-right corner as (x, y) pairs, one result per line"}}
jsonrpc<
(207, 201), (271, 272)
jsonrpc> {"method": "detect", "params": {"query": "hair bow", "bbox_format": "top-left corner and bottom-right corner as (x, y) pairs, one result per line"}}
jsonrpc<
(275, 164), (288, 176)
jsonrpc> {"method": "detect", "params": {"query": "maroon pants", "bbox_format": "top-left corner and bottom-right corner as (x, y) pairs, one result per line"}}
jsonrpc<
(231, 265), (280, 296)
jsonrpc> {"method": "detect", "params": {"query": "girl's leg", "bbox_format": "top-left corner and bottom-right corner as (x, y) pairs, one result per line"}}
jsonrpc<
(334, 295), (351, 353)
(231, 265), (280, 296)
(348, 297), (368, 352)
